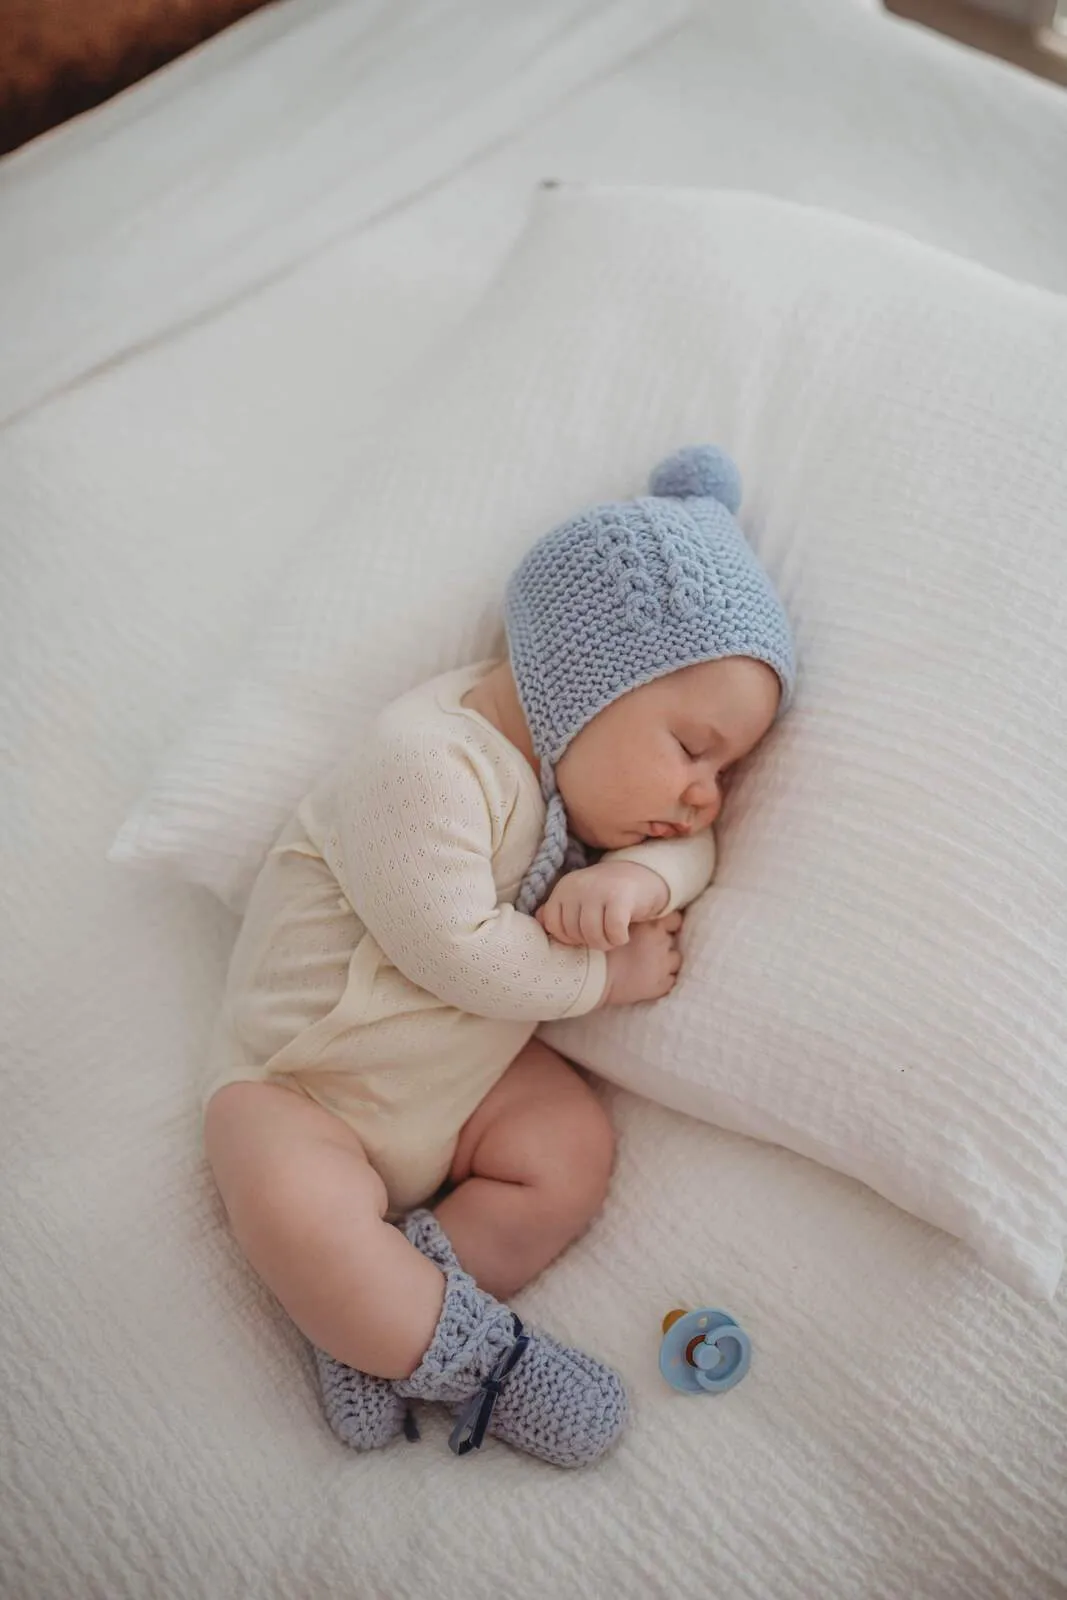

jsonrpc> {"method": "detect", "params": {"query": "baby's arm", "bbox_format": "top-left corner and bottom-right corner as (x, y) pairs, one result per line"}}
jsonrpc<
(536, 832), (716, 952)
(329, 728), (607, 1022)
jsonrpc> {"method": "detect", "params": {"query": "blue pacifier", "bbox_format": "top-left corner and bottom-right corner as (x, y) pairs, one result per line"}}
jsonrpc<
(659, 1307), (751, 1394)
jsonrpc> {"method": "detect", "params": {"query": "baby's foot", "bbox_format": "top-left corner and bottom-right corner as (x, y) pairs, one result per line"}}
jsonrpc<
(394, 1257), (628, 1469)
(314, 1209), (460, 1450)
(314, 1347), (407, 1450)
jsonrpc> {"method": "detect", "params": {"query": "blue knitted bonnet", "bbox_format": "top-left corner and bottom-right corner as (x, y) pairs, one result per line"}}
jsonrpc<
(505, 445), (795, 915)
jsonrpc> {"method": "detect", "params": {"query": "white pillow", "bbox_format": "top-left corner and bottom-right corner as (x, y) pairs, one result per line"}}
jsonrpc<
(112, 187), (1067, 1297)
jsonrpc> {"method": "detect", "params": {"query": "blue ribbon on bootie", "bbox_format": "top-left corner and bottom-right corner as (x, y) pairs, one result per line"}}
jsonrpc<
(448, 1316), (530, 1458)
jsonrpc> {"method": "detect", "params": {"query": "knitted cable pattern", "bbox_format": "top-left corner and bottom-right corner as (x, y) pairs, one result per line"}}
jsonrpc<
(596, 511), (663, 631)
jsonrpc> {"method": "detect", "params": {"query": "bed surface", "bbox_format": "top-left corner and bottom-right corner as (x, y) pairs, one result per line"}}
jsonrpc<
(3, 2), (1066, 1595)
(4, 0), (1067, 428)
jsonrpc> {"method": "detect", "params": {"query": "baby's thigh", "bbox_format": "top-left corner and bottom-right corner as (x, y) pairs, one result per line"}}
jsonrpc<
(451, 1039), (616, 1206)
(205, 1081), (388, 1269)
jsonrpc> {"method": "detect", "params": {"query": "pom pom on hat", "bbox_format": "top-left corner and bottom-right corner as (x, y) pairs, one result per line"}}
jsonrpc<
(648, 444), (742, 515)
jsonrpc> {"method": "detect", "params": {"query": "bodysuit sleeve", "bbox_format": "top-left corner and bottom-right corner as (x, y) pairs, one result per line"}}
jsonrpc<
(602, 830), (717, 914)
(326, 725), (607, 1022)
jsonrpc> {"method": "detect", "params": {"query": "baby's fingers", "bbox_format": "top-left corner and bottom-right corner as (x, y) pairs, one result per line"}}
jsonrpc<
(538, 900), (569, 944)
(560, 899), (585, 946)
(662, 911), (684, 936)
(579, 902), (612, 952)
(603, 901), (632, 949)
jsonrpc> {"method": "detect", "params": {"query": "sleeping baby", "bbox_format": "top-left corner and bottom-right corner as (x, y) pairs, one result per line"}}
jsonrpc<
(203, 445), (795, 1468)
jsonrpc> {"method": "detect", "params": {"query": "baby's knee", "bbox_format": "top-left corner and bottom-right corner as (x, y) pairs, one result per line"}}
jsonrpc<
(540, 1095), (616, 1225)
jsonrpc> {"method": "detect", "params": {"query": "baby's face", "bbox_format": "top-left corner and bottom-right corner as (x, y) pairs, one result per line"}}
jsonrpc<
(555, 657), (781, 851)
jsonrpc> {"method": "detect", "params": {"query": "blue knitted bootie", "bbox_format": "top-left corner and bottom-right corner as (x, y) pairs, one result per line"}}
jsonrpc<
(394, 1220), (629, 1468)
(314, 1345), (407, 1451)
(315, 1209), (459, 1451)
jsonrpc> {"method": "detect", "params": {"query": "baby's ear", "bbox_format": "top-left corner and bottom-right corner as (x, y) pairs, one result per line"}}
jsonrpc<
(648, 445), (742, 516)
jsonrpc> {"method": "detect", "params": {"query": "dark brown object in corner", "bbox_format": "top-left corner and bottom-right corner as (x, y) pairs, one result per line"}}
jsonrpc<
(885, 0), (1067, 88)
(0, 0), (278, 156)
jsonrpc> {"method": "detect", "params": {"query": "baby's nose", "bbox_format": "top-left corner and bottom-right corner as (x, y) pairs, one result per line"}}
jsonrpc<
(684, 782), (722, 826)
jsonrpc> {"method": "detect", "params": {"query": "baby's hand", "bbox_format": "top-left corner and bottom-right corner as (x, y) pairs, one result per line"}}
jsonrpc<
(536, 862), (670, 952)
(600, 914), (683, 1006)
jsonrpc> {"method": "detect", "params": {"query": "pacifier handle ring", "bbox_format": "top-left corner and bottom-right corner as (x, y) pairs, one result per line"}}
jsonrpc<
(659, 1307), (751, 1395)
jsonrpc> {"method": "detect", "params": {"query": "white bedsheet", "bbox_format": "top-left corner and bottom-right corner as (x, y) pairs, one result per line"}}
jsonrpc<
(0, 0), (686, 427)
(3, 0), (1066, 429)
(3, 0), (1067, 1595)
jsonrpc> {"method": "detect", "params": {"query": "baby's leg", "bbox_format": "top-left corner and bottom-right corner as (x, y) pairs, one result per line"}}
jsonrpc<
(204, 1081), (445, 1379)
(437, 1039), (615, 1301)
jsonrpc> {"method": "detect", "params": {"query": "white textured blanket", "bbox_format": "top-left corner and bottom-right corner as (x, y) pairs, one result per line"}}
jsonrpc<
(6, 1082), (1064, 1598)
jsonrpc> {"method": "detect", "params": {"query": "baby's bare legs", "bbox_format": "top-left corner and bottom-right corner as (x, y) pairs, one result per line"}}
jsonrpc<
(439, 1039), (615, 1300)
(204, 1083), (444, 1379)
(204, 1041), (614, 1378)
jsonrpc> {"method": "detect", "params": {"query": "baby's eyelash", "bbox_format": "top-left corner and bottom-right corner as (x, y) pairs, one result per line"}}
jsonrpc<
(678, 737), (733, 779)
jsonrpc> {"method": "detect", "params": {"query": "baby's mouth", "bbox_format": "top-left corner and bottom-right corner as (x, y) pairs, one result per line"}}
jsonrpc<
(646, 821), (691, 840)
